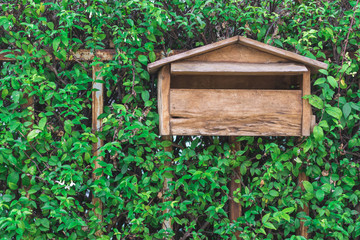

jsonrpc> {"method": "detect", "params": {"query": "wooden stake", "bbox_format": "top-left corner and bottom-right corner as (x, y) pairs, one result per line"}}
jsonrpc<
(297, 171), (309, 238)
(229, 136), (242, 238)
(92, 65), (104, 223)
(162, 135), (173, 238)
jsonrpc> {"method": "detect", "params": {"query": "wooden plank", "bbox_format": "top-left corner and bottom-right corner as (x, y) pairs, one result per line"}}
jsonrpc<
(147, 36), (239, 74)
(158, 65), (171, 135)
(169, 89), (302, 136)
(171, 75), (299, 90)
(170, 115), (301, 136)
(171, 62), (308, 75)
(0, 49), (185, 61)
(238, 36), (328, 72)
(161, 135), (173, 238)
(170, 89), (302, 117)
(229, 137), (241, 239)
(297, 171), (309, 238)
(301, 70), (311, 136)
(92, 65), (104, 223)
(187, 44), (288, 63)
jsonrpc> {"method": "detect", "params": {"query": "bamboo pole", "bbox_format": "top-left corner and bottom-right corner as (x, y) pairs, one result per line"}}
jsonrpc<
(297, 171), (309, 238)
(229, 136), (242, 238)
(162, 135), (173, 238)
(92, 64), (104, 223)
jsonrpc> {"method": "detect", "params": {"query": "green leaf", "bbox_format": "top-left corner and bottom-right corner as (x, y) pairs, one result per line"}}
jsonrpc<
(326, 107), (342, 120)
(264, 222), (276, 230)
(146, 34), (156, 42)
(149, 51), (156, 62)
(333, 187), (343, 197)
(307, 95), (324, 109)
(327, 76), (338, 88)
(240, 163), (247, 175)
(53, 37), (61, 51)
(141, 91), (150, 102)
(343, 177), (355, 187)
(64, 120), (73, 134)
(303, 181), (313, 193)
(21, 175), (30, 187)
(313, 125), (324, 141)
(343, 103), (351, 119)
(161, 141), (172, 148)
(163, 172), (174, 178)
(316, 189), (325, 201)
(262, 213), (270, 223)
(138, 55), (148, 65)
(3, 194), (13, 202)
(41, 218), (50, 228)
(8, 182), (18, 190)
(39, 117), (47, 130)
(282, 207), (295, 214)
(27, 129), (40, 141)
(8, 172), (19, 189)
(269, 190), (279, 197)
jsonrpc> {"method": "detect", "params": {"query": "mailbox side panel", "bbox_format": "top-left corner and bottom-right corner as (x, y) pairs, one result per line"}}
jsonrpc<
(301, 69), (311, 136)
(158, 65), (171, 135)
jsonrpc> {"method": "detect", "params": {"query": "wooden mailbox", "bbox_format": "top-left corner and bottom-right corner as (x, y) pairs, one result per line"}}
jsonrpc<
(148, 36), (328, 136)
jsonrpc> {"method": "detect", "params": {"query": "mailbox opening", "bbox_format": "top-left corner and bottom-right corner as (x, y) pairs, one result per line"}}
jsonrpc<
(171, 75), (301, 90)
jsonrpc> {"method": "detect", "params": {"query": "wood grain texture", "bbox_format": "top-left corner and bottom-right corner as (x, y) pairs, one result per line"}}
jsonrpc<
(238, 36), (328, 72)
(302, 70), (311, 136)
(229, 137), (241, 239)
(171, 75), (300, 90)
(148, 36), (239, 73)
(169, 89), (302, 136)
(187, 43), (287, 63)
(297, 171), (309, 238)
(158, 65), (171, 135)
(171, 62), (308, 75)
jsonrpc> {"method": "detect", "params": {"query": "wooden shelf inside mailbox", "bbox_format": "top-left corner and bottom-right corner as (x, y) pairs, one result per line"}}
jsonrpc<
(171, 62), (308, 75)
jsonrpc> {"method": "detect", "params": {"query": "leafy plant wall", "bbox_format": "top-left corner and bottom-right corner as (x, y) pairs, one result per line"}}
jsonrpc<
(0, 0), (359, 239)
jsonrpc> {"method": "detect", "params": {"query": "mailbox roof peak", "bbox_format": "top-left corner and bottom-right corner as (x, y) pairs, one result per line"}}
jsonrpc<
(147, 36), (328, 74)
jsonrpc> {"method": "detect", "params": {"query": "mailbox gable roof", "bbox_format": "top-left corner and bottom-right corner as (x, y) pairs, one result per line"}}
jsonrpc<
(147, 36), (328, 74)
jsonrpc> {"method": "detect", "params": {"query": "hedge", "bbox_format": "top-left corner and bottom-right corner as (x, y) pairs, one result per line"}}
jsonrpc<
(0, 0), (359, 239)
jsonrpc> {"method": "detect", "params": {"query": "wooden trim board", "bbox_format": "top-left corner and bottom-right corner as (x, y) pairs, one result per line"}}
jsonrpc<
(238, 37), (328, 72)
(171, 62), (308, 75)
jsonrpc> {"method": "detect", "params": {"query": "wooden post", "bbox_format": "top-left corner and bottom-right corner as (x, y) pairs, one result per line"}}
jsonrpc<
(92, 64), (103, 223)
(297, 171), (309, 238)
(162, 135), (173, 238)
(229, 136), (242, 238)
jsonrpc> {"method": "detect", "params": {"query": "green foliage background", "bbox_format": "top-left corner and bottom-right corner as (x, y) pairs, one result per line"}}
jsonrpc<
(0, 0), (360, 239)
